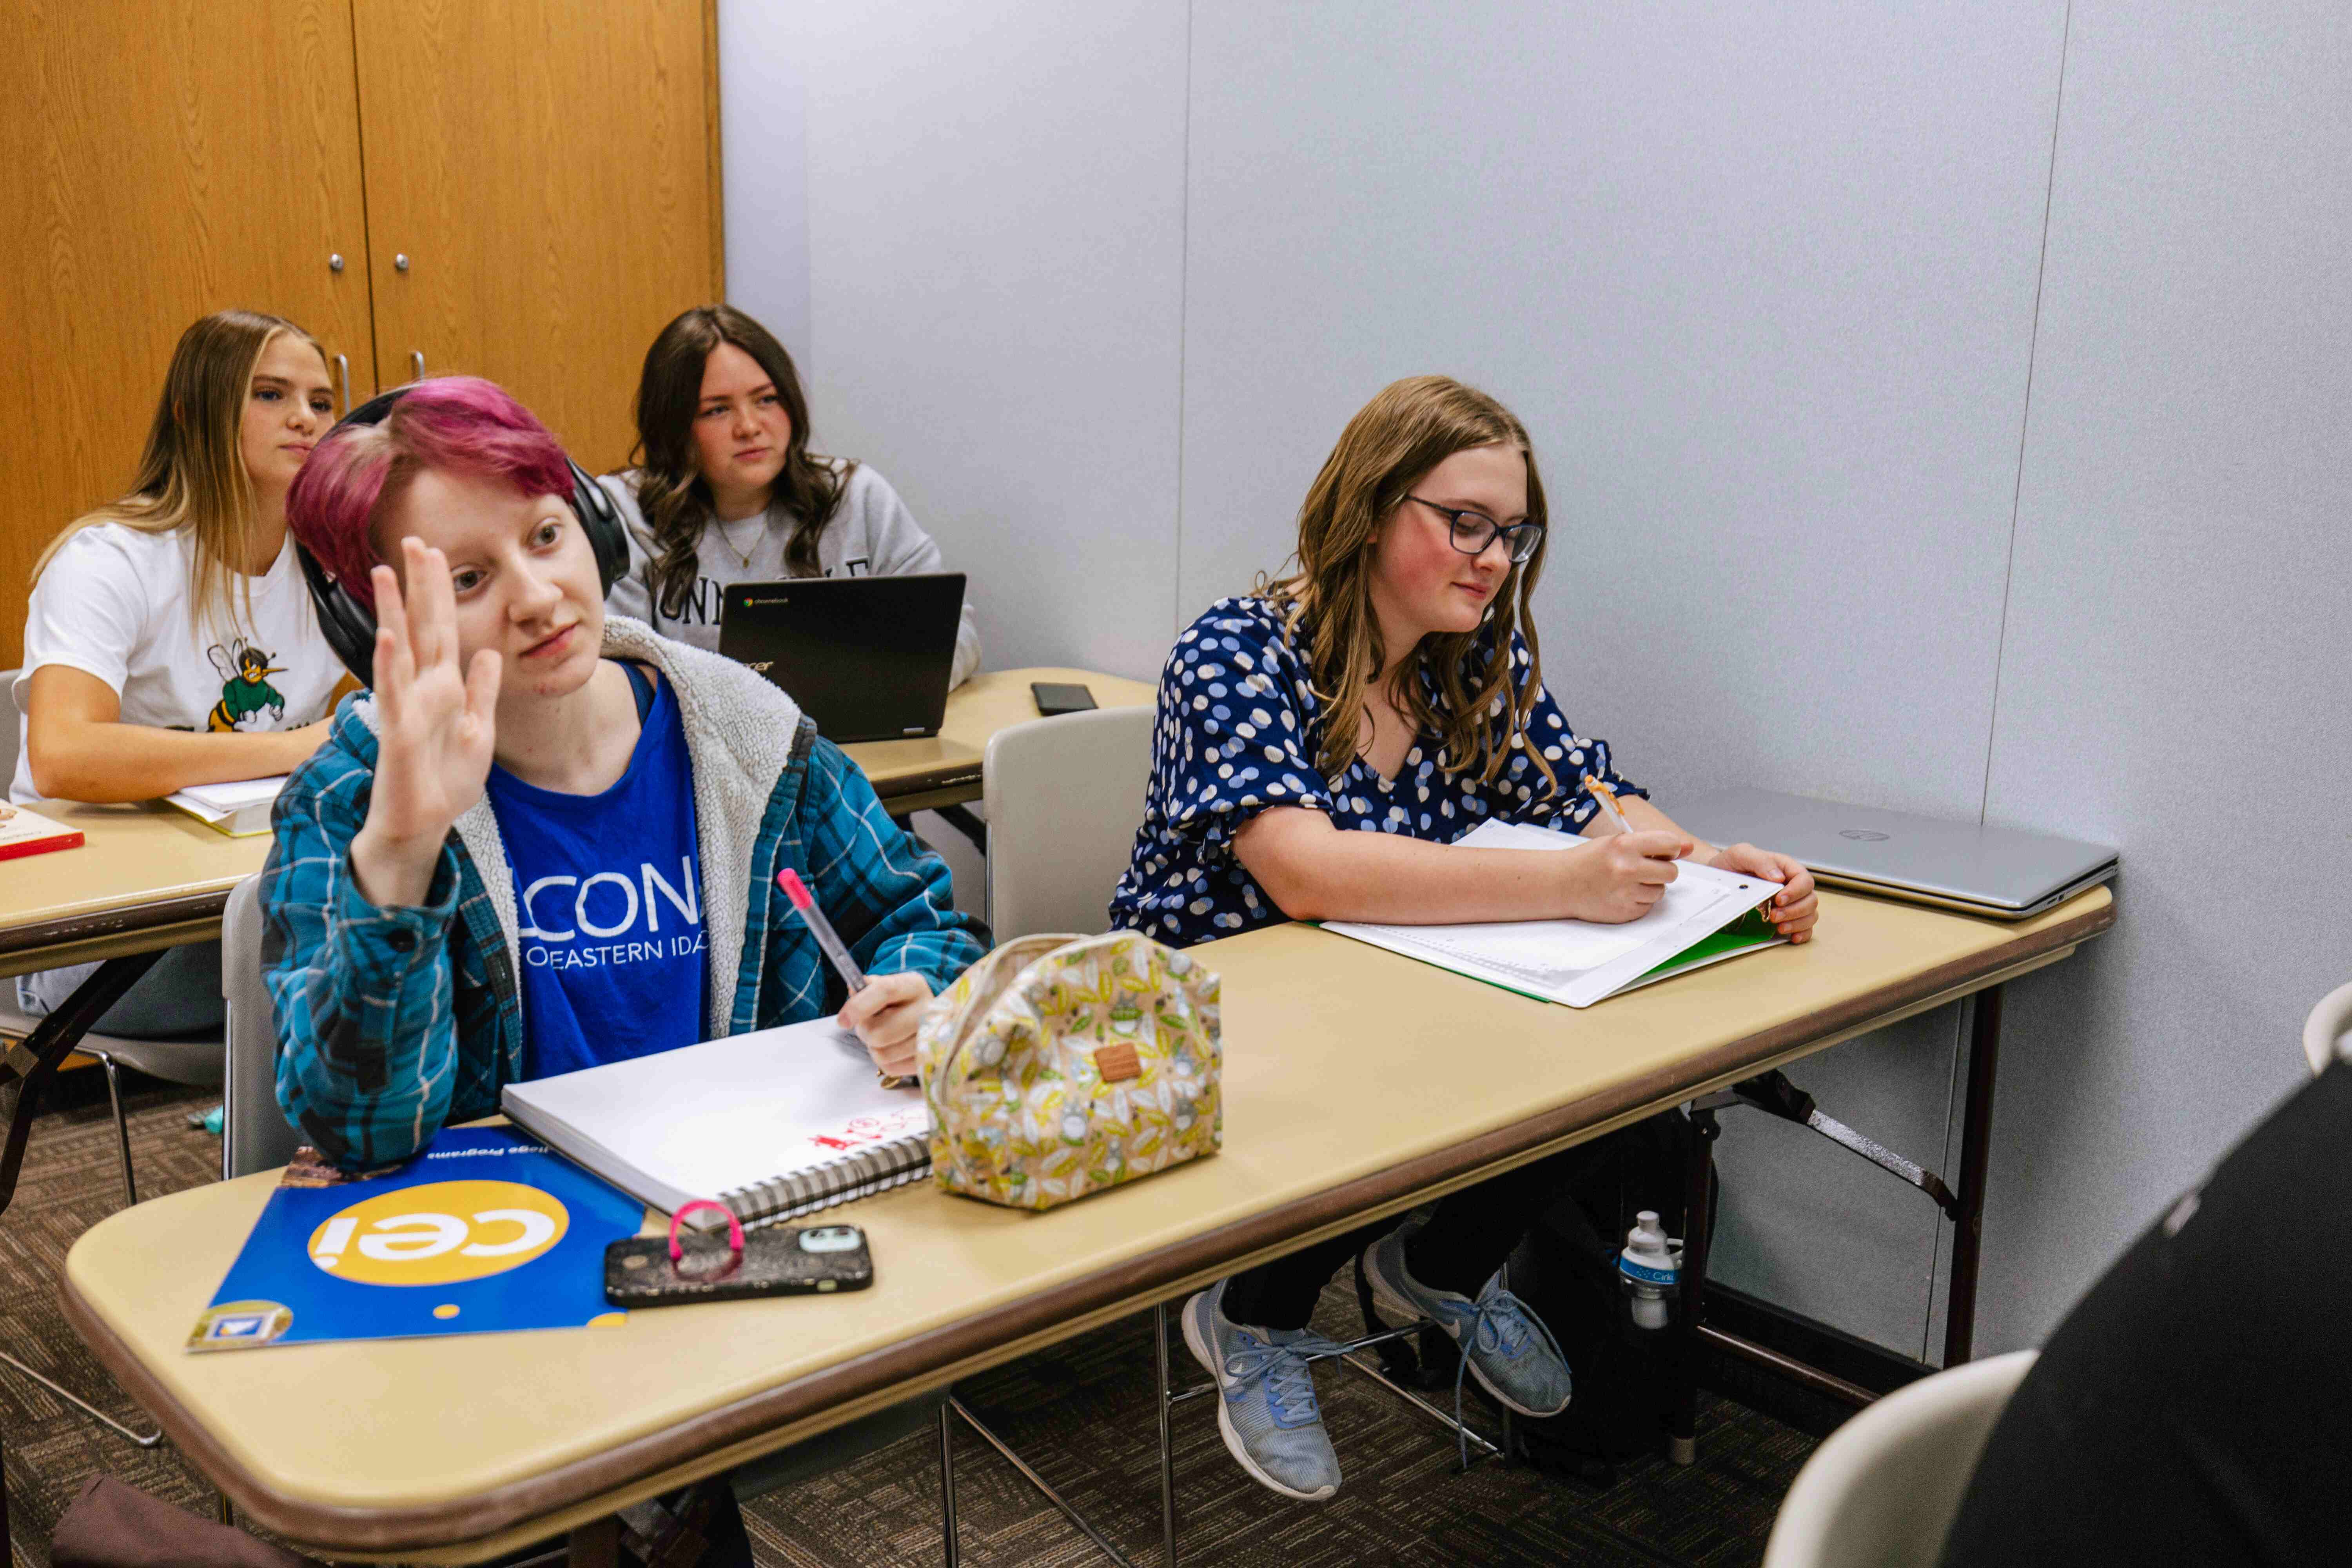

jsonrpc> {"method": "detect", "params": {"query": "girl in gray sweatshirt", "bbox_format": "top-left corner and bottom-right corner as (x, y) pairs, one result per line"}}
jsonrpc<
(602, 305), (981, 686)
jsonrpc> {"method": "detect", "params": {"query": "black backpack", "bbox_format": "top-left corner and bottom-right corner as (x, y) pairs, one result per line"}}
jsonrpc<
(1354, 1109), (1707, 1485)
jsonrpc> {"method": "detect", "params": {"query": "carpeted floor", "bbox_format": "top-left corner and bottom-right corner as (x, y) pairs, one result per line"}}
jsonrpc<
(0, 1074), (1815, 1566)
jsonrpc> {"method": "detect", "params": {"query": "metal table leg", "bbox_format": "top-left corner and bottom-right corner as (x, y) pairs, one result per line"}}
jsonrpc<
(1669, 1104), (1722, 1465)
(1944, 985), (2004, 1367)
(1155, 1301), (1178, 1568)
(0, 953), (169, 1449)
(939, 1396), (960, 1567)
(0, 951), (163, 1215)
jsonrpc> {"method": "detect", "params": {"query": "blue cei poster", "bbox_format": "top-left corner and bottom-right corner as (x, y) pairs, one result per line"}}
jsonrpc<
(187, 1127), (646, 1352)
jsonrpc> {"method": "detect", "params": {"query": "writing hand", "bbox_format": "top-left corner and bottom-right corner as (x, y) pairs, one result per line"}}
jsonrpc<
(1564, 829), (1691, 923)
(839, 971), (932, 1080)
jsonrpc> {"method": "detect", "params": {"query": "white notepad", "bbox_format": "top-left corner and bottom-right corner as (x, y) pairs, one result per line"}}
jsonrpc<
(500, 1017), (931, 1225)
(1322, 819), (1786, 1008)
(164, 775), (286, 837)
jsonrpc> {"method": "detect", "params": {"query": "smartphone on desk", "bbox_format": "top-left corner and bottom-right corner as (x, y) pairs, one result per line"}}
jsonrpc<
(1031, 682), (1097, 717)
(604, 1223), (874, 1307)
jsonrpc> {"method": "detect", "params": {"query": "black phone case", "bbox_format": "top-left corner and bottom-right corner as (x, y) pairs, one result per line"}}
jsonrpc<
(603, 1223), (874, 1307)
(1032, 681), (1098, 716)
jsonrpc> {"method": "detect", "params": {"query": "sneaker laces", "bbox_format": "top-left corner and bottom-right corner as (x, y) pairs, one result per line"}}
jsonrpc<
(1443, 1284), (1567, 1470)
(1223, 1332), (1349, 1429)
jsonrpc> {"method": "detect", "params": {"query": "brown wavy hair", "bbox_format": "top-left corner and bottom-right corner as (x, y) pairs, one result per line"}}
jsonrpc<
(623, 305), (851, 619)
(32, 309), (324, 636)
(1255, 375), (1557, 796)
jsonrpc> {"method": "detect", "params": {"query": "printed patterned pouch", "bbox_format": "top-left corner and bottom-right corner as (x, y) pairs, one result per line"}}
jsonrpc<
(916, 931), (1221, 1211)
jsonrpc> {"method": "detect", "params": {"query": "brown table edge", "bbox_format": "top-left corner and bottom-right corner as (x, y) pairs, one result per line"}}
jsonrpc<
(60, 892), (2114, 1556)
(0, 892), (236, 974)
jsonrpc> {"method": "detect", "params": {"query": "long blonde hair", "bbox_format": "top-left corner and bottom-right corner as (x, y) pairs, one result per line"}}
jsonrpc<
(31, 309), (324, 635)
(1256, 375), (1556, 795)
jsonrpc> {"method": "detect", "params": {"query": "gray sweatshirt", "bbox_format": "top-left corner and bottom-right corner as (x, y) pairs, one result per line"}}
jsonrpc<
(600, 462), (982, 688)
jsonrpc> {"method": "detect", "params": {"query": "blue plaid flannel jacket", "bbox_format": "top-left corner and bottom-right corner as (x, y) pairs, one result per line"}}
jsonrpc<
(261, 618), (990, 1169)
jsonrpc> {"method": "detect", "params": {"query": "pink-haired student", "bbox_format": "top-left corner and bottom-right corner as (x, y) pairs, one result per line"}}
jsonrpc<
(267, 376), (991, 1561)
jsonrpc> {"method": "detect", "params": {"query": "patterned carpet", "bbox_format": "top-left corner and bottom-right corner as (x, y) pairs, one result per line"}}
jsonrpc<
(0, 1075), (1814, 1566)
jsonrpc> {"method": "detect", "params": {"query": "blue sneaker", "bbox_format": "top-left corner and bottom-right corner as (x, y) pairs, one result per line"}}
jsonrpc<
(1180, 1281), (1347, 1501)
(1362, 1228), (1573, 1428)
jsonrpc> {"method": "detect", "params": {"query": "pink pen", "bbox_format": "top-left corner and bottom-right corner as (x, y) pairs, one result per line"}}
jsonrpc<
(776, 868), (913, 1088)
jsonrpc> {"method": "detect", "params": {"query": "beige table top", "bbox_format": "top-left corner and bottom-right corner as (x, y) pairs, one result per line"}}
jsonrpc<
(0, 801), (268, 979)
(62, 885), (2112, 1561)
(0, 668), (1153, 978)
(842, 666), (1155, 814)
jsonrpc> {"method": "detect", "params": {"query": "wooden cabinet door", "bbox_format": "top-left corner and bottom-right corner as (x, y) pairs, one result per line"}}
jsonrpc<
(352, 0), (723, 474)
(0, 0), (377, 666)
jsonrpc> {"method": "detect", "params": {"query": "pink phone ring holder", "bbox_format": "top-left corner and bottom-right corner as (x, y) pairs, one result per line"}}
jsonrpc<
(668, 1200), (746, 1266)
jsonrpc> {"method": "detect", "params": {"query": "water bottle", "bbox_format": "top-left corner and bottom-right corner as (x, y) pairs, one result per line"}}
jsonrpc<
(1618, 1210), (1683, 1330)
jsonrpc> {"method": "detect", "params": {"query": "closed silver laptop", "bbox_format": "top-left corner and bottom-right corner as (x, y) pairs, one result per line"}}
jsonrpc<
(1666, 788), (2117, 920)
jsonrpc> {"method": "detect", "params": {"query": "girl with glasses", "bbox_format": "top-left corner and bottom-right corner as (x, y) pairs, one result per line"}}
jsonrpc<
(1109, 374), (1818, 1501)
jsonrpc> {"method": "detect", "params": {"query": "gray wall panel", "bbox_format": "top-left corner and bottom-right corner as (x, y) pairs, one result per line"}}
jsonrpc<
(716, 2), (811, 366)
(1977, 1), (2352, 1348)
(1179, 1), (2065, 817)
(795, 1), (1190, 680)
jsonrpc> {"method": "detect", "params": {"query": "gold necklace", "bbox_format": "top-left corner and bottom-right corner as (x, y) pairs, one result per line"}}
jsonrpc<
(714, 510), (766, 570)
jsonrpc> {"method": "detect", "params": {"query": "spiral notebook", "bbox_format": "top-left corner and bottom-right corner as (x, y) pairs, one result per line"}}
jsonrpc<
(499, 1017), (931, 1228)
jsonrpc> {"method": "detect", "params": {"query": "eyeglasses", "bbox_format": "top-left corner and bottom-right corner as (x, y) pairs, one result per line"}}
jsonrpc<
(1405, 495), (1545, 564)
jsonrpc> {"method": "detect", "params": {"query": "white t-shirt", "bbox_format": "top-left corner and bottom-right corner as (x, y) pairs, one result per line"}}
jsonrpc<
(10, 523), (345, 802)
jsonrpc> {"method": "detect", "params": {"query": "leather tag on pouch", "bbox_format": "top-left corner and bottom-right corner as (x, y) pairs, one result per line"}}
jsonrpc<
(1094, 1043), (1141, 1082)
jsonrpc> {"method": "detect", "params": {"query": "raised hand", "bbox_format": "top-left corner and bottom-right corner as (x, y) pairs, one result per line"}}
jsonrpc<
(348, 538), (503, 908)
(1562, 828), (1690, 924)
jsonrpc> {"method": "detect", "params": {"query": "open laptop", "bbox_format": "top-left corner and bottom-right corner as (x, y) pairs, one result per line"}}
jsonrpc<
(1665, 788), (2118, 920)
(717, 573), (966, 744)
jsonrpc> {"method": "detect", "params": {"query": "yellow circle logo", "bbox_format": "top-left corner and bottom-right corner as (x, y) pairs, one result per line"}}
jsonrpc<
(306, 1181), (571, 1286)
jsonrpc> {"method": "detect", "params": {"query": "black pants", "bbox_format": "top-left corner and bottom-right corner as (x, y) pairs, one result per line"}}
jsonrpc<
(1940, 1056), (2352, 1568)
(1221, 1142), (1607, 1332)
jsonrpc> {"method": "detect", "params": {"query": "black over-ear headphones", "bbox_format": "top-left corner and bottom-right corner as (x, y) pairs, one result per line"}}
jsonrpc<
(295, 387), (631, 683)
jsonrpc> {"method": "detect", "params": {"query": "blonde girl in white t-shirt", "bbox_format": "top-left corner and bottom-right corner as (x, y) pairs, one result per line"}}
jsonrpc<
(14, 309), (349, 1034)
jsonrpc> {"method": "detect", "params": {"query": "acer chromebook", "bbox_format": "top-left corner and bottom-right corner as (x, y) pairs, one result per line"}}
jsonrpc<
(1667, 788), (2117, 921)
(717, 573), (966, 744)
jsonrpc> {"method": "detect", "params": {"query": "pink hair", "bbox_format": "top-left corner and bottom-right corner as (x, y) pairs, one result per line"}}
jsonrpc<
(286, 376), (573, 610)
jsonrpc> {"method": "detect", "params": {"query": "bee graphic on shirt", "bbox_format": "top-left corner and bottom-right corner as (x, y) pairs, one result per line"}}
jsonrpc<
(206, 639), (288, 732)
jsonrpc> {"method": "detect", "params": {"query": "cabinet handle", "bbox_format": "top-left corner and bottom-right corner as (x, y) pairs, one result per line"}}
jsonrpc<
(410, 350), (425, 381)
(335, 353), (352, 416)
(329, 253), (345, 273)
(394, 253), (411, 272)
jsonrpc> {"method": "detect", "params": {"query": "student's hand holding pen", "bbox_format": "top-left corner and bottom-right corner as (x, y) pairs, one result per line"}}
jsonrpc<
(1563, 830), (1691, 923)
(838, 973), (933, 1080)
(776, 869), (932, 1085)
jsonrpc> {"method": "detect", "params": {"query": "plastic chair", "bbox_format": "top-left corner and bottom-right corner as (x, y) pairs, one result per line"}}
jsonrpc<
(1762, 1348), (2037, 1568)
(981, 706), (1155, 940)
(0, 668), (225, 1207)
(219, 875), (303, 1180)
(2301, 982), (2352, 1078)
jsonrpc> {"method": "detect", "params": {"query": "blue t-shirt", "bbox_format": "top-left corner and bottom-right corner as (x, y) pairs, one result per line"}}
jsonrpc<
(1107, 596), (1646, 949)
(485, 663), (708, 1078)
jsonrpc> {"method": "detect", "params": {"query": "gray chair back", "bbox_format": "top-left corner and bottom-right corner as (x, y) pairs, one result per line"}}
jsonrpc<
(221, 874), (300, 1178)
(982, 706), (1156, 940)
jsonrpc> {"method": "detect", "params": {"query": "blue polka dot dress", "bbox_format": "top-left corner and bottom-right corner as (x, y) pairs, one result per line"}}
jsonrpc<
(1107, 596), (1646, 949)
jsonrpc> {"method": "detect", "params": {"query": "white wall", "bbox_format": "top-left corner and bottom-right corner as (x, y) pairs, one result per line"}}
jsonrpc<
(1972, 0), (2352, 1348)
(724, 1), (2352, 1356)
